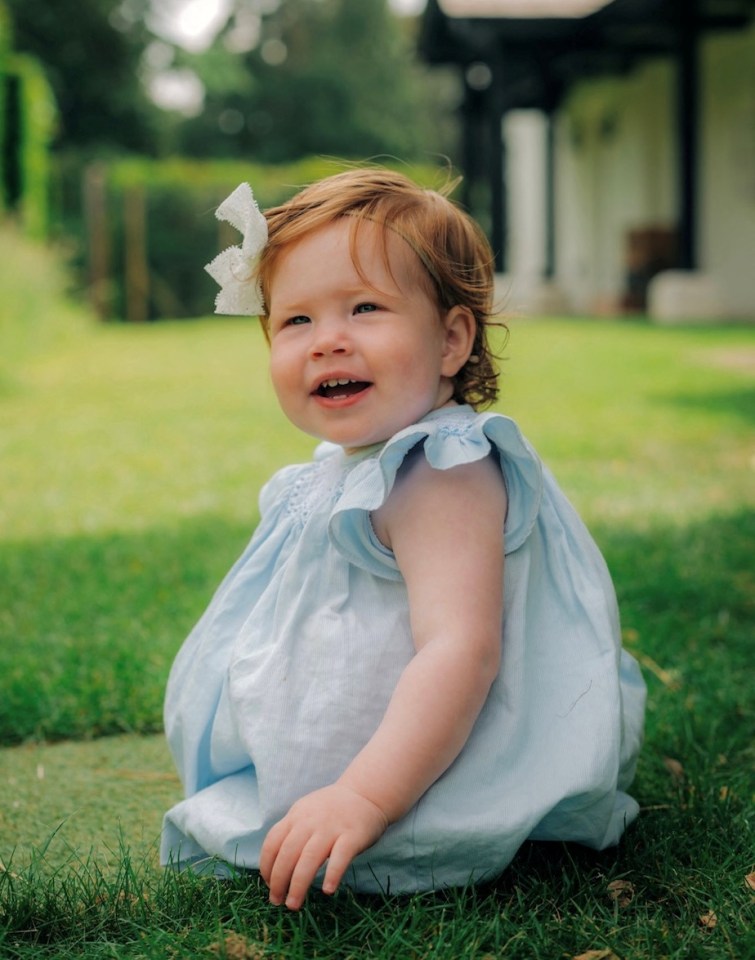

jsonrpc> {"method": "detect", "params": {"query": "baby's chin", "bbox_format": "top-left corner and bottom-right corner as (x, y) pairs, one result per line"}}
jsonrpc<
(298, 396), (462, 455)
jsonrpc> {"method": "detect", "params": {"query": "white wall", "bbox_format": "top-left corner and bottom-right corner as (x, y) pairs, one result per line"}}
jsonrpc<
(701, 21), (755, 318)
(556, 59), (675, 313)
(503, 19), (755, 319)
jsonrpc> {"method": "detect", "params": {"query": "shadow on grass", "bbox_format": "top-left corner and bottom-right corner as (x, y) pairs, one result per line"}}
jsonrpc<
(657, 385), (755, 425)
(596, 507), (754, 737)
(0, 516), (253, 744)
(1, 508), (752, 754)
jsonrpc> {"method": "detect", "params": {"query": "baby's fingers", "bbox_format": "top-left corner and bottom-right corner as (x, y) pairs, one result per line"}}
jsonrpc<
(321, 834), (358, 897)
(269, 831), (331, 910)
(258, 819), (288, 887)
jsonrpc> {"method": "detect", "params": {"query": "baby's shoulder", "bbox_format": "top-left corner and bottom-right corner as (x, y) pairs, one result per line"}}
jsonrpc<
(373, 442), (507, 550)
(328, 408), (545, 570)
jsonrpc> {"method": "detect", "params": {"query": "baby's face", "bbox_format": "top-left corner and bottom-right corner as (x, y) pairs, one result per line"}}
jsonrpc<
(265, 219), (458, 453)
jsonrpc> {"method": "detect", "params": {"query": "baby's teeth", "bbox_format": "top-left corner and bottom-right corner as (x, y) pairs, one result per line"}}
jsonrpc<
(324, 378), (353, 387)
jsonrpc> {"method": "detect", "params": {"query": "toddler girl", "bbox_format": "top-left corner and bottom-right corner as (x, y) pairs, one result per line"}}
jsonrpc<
(161, 168), (646, 911)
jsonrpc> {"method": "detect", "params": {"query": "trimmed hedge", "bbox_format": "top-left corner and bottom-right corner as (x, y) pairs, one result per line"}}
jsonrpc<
(1, 2), (57, 238)
(0, 3), (8, 210)
(5, 53), (56, 238)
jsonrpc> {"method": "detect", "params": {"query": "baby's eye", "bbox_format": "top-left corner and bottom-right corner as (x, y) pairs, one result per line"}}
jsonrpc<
(354, 303), (379, 314)
(286, 315), (311, 326)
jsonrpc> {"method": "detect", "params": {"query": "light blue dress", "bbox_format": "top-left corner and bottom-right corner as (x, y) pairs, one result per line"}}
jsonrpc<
(161, 405), (646, 893)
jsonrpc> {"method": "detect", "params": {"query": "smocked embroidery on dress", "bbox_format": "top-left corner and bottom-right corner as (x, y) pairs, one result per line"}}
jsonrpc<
(283, 457), (347, 527)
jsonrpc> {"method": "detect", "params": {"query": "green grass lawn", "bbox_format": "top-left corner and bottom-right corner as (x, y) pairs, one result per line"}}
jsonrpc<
(0, 228), (753, 957)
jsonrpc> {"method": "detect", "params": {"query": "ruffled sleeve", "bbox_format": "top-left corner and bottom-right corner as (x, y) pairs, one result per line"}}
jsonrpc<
(328, 408), (543, 579)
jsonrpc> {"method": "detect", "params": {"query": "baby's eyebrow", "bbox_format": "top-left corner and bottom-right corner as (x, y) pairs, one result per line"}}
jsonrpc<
(268, 298), (310, 315)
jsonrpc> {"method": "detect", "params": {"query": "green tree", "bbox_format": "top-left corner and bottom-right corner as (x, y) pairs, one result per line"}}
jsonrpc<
(177, 0), (450, 163)
(5, 0), (157, 152)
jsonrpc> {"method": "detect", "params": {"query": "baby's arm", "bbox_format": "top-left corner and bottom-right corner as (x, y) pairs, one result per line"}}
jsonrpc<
(259, 452), (507, 909)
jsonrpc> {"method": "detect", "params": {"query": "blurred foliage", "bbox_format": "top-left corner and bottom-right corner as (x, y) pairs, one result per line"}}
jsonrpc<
(0, 1), (9, 215)
(0, 0), (8, 52)
(3, 54), (57, 237)
(3, 0), (458, 163)
(69, 155), (448, 321)
(1, 0), (57, 237)
(4, 0), (158, 153)
(168, 0), (459, 164)
(2, 0), (462, 313)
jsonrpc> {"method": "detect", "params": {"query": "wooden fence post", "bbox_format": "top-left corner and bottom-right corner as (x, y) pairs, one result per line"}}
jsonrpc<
(83, 163), (110, 321)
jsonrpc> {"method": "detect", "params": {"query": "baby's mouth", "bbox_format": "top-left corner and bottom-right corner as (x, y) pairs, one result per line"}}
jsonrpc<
(315, 378), (371, 399)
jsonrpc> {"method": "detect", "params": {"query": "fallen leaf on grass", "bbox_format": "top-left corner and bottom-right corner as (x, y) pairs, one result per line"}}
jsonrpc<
(633, 651), (681, 689)
(208, 931), (266, 959)
(663, 757), (685, 782)
(699, 910), (718, 930)
(607, 879), (635, 907)
(745, 872), (755, 892)
(572, 949), (620, 960)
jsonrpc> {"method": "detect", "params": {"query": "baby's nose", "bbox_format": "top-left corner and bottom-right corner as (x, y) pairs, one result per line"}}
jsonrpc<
(310, 319), (351, 357)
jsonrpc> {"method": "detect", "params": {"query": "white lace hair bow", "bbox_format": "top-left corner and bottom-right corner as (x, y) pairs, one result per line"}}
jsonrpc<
(205, 182), (268, 316)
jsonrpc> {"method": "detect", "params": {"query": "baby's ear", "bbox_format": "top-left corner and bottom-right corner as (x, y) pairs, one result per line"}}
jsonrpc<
(441, 306), (476, 377)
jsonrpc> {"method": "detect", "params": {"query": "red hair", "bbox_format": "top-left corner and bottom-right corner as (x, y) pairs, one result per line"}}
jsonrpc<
(258, 168), (503, 409)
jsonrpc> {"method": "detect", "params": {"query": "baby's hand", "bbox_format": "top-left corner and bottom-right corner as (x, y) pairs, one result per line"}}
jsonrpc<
(259, 783), (389, 910)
